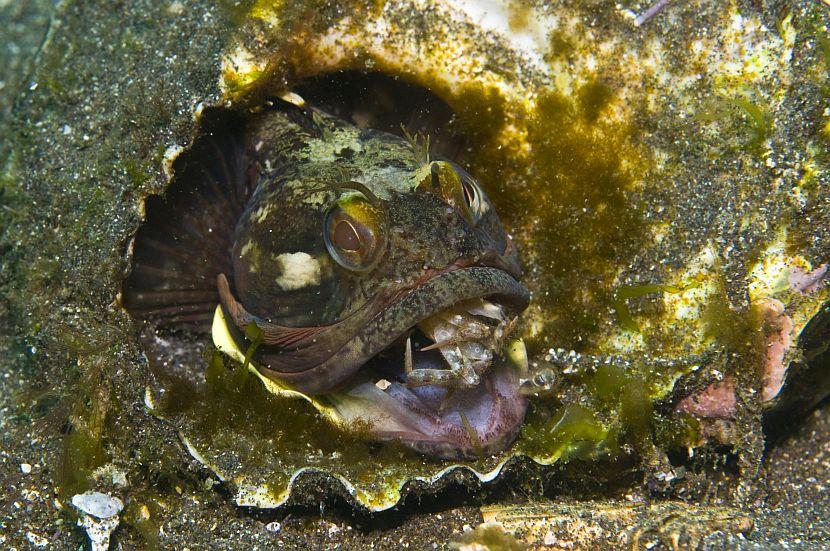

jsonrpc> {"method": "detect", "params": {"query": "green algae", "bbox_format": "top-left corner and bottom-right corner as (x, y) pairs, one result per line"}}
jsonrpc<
(577, 81), (615, 124)
(444, 83), (509, 147)
(618, 377), (654, 452)
(519, 358), (697, 465)
(612, 283), (692, 333)
(701, 294), (764, 360)
(57, 376), (110, 498)
(728, 97), (772, 150)
(242, 321), (263, 369)
(224, 67), (266, 97)
(520, 404), (613, 463)
(506, 0), (532, 34)
(244, 0), (388, 28)
(546, 30), (575, 61)
(654, 412), (702, 451)
(58, 428), (107, 497)
(162, 352), (346, 448)
(216, 0), (259, 26)
(123, 495), (162, 551)
(819, 35), (830, 78)
(465, 86), (648, 355)
(587, 364), (654, 453)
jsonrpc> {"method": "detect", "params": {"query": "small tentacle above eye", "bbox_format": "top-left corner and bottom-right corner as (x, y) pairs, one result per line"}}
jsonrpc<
(414, 161), (488, 226)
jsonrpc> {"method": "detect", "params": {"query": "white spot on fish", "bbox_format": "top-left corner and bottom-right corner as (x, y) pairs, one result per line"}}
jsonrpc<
(253, 204), (273, 223)
(275, 252), (321, 291)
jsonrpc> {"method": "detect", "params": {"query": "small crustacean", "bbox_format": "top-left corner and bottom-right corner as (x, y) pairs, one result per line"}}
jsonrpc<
(123, 96), (530, 460)
(407, 298), (515, 388)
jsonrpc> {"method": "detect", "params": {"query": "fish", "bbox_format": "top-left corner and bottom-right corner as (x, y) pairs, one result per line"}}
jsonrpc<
(123, 97), (530, 460)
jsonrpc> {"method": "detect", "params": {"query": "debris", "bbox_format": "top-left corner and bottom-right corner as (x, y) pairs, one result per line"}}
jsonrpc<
(71, 491), (124, 518)
(266, 521), (281, 533)
(72, 491), (124, 551)
(77, 515), (120, 551)
(634, 0), (670, 27)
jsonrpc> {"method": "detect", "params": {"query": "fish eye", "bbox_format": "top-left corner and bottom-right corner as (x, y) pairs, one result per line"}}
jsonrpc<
(324, 192), (385, 272)
(331, 219), (362, 251)
(418, 161), (489, 226)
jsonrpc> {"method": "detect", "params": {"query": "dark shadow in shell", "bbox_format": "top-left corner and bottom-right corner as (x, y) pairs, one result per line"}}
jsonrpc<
(123, 108), (252, 333)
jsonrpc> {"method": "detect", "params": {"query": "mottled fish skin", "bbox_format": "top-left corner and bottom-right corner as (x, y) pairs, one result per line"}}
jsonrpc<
(222, 102), (527, 394)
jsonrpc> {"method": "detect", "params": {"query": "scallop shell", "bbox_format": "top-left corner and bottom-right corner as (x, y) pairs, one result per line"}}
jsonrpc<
(130, 0), (830, 511)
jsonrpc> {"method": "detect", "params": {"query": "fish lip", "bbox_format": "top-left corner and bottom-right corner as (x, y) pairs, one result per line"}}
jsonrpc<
(378, 252), (523, 310)
(338, 358), (529, 461)
(257, 265), (530, 394)
(247, 264), (530, 459)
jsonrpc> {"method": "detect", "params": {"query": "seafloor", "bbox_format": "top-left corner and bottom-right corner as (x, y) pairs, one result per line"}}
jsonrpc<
(2, 0), (830, 549)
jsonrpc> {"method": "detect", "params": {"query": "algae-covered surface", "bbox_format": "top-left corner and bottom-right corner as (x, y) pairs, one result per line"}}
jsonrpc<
(2, 0), (830, 548)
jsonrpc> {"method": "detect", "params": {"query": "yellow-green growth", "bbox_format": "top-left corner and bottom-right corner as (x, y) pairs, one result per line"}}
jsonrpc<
(818, 35), (830, 78)
(819, 35), (830, 106)
(612, 283), (689, 332)
(522, 404), (611, 462)
(123, 496), (162, 551)
(224, 69), (264, 97)
(619, 377), (653, 450)
(729, 97), (772, 149)
(459, 86), (649, 353)
(242, 321), (264, 370)
(701, 296), (763, 357)
(451, 524), (527, 551)
(57, 381), (109, 498)
(587, 362), (629, 404)
(587, 364), (654, 452)
(695, 94), (772, 152)
(654, 412), (703, 451)
(578, 81), (615, 123)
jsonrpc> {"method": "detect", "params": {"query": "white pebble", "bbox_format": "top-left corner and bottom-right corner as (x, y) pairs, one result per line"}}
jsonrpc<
(71, 491), (124, 519)
(20, 463), (32, 474)
(266, 521), (282, 533)
(26, 531), (49, 547)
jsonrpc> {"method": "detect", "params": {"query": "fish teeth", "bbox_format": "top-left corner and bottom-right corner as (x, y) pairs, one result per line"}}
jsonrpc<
(405, 335), (414, 375)
(466, 298), (506, 321)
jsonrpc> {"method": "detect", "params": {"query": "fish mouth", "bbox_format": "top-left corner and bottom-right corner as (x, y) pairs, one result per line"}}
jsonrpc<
(215, 266), (531, 460)
(300, 266), (531, 460)
(341, 298), (531, 460)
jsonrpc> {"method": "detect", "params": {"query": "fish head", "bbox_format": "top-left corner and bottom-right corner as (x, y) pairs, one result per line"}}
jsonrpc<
(217, 107), (530, 459)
